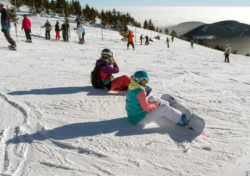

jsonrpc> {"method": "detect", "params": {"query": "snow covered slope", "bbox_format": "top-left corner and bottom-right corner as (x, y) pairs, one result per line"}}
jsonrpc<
(0, 5), (250, 176)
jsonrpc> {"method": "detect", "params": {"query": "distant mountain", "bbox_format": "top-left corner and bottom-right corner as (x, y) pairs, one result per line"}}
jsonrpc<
(165, 21), (205, 36)
(182, 20), (250, 39)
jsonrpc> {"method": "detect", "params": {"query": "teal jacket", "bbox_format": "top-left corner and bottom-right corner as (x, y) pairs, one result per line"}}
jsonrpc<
(126, 80), (146, 124)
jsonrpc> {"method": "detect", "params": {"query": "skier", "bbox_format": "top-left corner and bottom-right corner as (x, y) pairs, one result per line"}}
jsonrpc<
(127, 31), (135, 49)
(61, 21), (69, 41)
(191, 40), (194, 48)
(171, 35), (174, 42)
(82, 26), (85, 43)
(94, 49), (131, 90)
(55, 21), (60, 40)
(145, 35), (149, 45)
(42, 20), (52, 40)
(166, 37), (170, 48)
(21, 14), (32, 42)
(224, 44), (231, 63)
(126, 71), (191, 127)
(140, 34), (143, 45)
(76, 24), (83, 44)
(0, 3), (16, 50)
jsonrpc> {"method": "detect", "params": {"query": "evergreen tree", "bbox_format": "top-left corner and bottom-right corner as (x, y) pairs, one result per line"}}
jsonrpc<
(100, 10), (106, 26)
(42, 0), (50, 13)
(186, 34), (193, 42)
(10, 0), (23, 9)
(119, 20), (128, 37)
(89, 7), (97, 24)
(55, 0), (65, 14)
(70, 0), (81, 15)
(148, 19), (153, 30)
(165, 28), (169, 34)
(143, 20), (148, 29)
(50, 0), (56, 13)
(170, 30), (178, 37)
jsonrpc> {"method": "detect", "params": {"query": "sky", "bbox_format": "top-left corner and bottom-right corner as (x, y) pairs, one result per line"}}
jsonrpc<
(79, 0), (250, 7)
(77, 0), (250, 27)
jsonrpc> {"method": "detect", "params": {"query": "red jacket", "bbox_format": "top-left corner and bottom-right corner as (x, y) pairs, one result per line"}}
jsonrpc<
(128, 32), (134, 42)
(22, 17), (31, 30)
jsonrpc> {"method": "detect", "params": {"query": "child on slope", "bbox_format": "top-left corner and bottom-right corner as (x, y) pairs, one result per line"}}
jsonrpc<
(125, 71), (191, 126)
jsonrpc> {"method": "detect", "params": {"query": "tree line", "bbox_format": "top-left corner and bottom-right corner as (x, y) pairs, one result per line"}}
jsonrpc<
(10, 0), (163, 36)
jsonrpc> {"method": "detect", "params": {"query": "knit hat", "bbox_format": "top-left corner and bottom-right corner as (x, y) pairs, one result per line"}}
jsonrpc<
(131, 71), (149, 86)
(101, 48), (113, 58)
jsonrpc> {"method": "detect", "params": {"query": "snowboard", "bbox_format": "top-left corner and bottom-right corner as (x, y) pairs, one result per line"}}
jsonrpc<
(160, 94), (205, 133)
(187, 113), (205, 133)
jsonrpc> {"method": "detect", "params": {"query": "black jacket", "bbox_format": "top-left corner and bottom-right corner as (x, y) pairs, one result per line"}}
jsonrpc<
(1, 8), (9, 22)
(61, 23), (69, 32)
(55, 23), (60, 31)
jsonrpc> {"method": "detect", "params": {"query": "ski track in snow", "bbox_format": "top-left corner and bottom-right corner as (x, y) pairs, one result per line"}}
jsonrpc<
(0, 3), (250, 176)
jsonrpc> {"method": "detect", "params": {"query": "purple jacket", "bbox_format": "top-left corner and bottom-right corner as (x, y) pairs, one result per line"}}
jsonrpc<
(96, 58), (119, 74)
(1, 8), (10, 32)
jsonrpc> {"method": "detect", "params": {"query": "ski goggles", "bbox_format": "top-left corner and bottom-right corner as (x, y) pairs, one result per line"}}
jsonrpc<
(101, 51), (113, 58)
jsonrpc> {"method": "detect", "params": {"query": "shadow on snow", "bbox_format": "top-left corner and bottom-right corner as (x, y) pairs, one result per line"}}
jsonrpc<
(7, 117), (201, 145)
(8, 86), (125, 96)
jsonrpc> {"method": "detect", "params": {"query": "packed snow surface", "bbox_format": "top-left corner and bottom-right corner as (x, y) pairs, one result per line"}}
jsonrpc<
(0, 5), (250, 176)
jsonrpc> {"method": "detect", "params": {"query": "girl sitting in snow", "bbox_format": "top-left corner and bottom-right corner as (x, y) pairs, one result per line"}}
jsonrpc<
(95, 49), (131, 91)
(126, 71), (191, 127)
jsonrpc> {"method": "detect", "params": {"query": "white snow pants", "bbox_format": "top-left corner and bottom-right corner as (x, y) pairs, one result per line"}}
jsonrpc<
(138, 96), (183, 126)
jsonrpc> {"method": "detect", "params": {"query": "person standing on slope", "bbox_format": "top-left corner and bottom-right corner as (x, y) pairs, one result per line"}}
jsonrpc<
(166, 37), (170, 48)
(140, 34), (143, 45)
(127, 31), (135, 50)
(76, 24), (83, 44)
(171, 35), (174, 42)
(61, 21), (69, 41)
(22, 14), (32, 42)
(126, 71), (191, 127)
(0, 3), (16, 50)
(55, 21), (60, 40)
(82, 26), (85, 43)
(191, 40), (194, 48)
(224, 44), (231, 63)
(94, 49), (131, 90)
(42, 20), (52, 40)
(145, 35), (149, 45)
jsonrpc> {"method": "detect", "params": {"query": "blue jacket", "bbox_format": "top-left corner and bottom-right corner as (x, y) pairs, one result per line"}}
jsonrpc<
(82, 27), (85, 34)
(126, 80), (146, 124)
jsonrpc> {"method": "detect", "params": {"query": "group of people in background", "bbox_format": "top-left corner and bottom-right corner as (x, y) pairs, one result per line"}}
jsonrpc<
(1, 3), (232, 63)
(76, 22), (86, 44)
(0, 3), (86, 50)
(140, 34), (150, 45)
(41, 20), (86, 43)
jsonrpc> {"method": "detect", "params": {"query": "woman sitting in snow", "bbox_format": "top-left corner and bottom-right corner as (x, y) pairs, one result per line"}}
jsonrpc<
(125, 71), (191, 127)
(94, 49), (131, 91)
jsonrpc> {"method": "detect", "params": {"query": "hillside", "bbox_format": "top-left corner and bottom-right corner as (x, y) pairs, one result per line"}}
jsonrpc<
(182, 20), (250, 39)
(166, 21), (205, 36)
(1, 4), (250, 176)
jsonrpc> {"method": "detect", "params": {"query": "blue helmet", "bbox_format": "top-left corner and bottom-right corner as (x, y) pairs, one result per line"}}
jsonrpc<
(131, 71), (149, 86)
